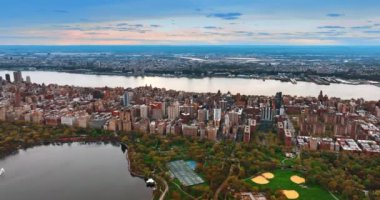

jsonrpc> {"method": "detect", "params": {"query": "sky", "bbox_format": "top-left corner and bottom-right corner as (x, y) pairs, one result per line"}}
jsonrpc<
(0, 0), (380, 45)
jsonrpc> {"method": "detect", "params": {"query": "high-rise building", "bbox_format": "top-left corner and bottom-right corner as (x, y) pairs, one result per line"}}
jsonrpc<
(213, 108), (222, 126)
(219, 100), (227, 111)
(5, 74), (10, 82)
(123, 91), (131, 106)
(13, 71), (22, 83)
(228, 111), (239, 126)
(274, 92), (282, 115)
(260, 106), (273, 121)
(26, 76), (31, 83)
(150, 102), (163, 120)
(206, 126), (217, 141)
(140, 105), (148, 119)
(167, 101), (180, 120)
(15, 89), (21, 107)
(167, 105), (178, 120)
(197, 109), (209, 122)
(213, 108), (221, 121)
(224, 113), (230, 126)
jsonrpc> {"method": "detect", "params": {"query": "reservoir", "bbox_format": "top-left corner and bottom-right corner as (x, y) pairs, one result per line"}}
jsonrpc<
(0, 70), (379, 100)
(0, 143), (152, 200)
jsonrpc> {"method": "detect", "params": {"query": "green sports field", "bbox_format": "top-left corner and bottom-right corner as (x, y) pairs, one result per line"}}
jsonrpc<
(245, 170), (336, 200)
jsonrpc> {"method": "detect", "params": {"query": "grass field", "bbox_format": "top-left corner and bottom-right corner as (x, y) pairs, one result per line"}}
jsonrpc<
(245, 170), (336, 200)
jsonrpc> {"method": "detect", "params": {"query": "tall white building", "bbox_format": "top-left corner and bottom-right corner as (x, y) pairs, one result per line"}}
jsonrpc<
(224, 113), (230, 126)
(213, 108), (221, 121)
(140, 105), (148, 119)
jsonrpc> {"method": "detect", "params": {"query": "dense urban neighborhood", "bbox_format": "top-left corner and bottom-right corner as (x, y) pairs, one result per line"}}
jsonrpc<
(0, 71), (379, 200)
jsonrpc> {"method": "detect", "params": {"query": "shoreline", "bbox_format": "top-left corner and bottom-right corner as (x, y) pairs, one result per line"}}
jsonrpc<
(0, 129), (159, 199)
(0, 137), (157, 198)
(1, 68), (379, 87)
(1, 69), (379, 100)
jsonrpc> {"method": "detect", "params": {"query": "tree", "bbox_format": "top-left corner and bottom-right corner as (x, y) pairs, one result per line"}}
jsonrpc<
(171, 191), (181, 200)
(328, 180), (338, 191)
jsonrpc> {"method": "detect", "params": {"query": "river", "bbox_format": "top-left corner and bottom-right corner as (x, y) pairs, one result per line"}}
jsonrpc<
(0, 143), (152, 200)
(0, 70), (379, 100)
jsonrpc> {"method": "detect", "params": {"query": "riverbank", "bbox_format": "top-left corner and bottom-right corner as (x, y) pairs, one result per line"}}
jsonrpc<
(3, 68), (379, 86)
(0, 120), (119, 159)
(1, 70), (380, 100)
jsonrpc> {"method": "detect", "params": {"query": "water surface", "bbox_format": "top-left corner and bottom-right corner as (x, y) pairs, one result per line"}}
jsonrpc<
(0, 143), (152, 200)
(0, 70), (379, 100)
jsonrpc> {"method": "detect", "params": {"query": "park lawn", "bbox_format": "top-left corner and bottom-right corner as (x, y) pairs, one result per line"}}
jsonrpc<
(245, 169), (335, 200)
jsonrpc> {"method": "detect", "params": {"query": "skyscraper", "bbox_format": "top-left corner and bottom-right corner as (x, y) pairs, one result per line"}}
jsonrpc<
(5, 74), (10, 82)
(13, 71), (22, 83)
(15, 88), (21, 107)
(274, 92), (282, 115)
(260, 106), (274, 121)
(197, 109), (209, 122)
(26, 76), (31, 83)
(213, 108), (221, 121)
(123, 91), (131, 106)
(168, 105), (179, 120)
(140, 105), (148, 119)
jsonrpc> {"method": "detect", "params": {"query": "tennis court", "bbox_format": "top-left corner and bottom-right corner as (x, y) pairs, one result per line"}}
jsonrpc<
(167, 160), (204, 186)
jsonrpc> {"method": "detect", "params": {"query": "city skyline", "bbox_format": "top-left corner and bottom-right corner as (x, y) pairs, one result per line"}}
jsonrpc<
(1, 0), (380, 45)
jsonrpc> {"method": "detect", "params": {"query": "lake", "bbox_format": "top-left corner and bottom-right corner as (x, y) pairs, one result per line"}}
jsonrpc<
(0, 70), (379, 100)
(0, 143), (152, 200)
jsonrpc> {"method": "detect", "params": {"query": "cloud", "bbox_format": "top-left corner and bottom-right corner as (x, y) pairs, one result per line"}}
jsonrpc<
(203, 32), (229, 36)
(363, 30), (380, 34)
(116, 23), (128, 26)
(207, 12), (242, 20)
(52, 23), (151, 33)
(85, 32), (110, 36)
(150, 24), (161, 28)
(203, 26), (222, 30)
(351, 25), (372, 29)
(130, 24), (143, 28)
(258, 32), (270, 36)
(315, 31), (346, 36)
(326, 13), (344, 17)
(234, 31), (254, 36)
(318, 26), (345, 29)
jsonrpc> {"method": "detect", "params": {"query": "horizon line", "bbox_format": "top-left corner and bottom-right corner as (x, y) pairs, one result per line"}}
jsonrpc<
(1, 44), (380, 47)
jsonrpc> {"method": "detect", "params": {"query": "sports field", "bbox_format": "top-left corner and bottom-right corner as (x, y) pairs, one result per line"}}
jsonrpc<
(167, 160), (204, 186)
(246, 170), (336, 200)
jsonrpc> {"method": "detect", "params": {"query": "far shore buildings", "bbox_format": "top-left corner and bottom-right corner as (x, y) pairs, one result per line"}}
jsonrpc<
(0, 73), (379, 153)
